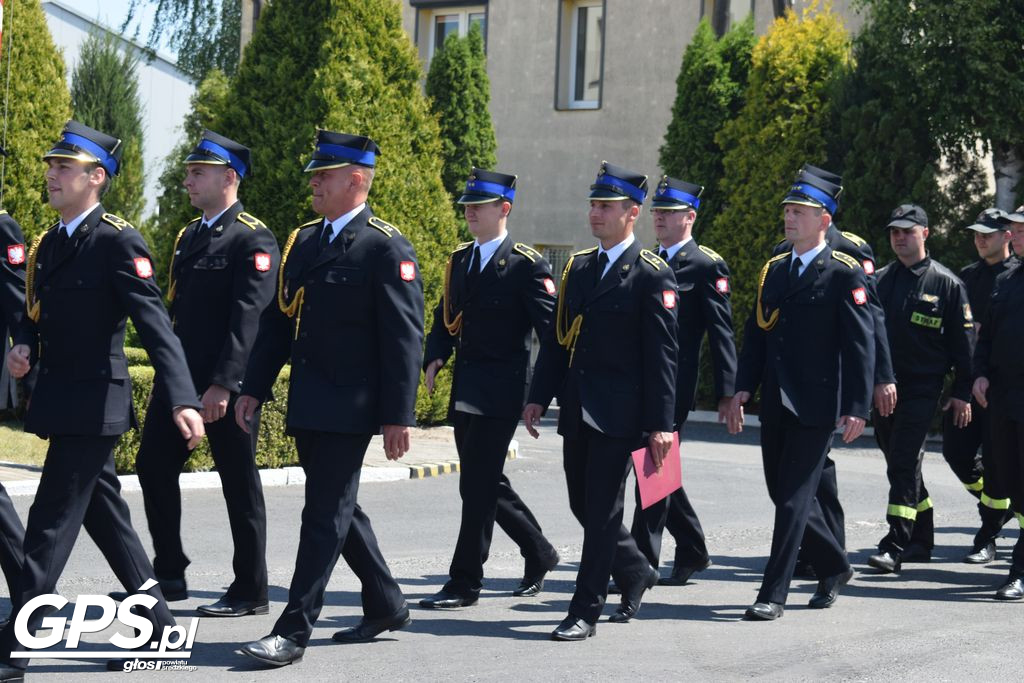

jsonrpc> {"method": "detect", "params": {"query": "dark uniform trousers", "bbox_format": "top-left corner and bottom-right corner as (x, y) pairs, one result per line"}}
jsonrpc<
(0, 485), (23, 597)
(274, 430), (404, 646)
(988, 400), (1024, 573)
(528, 242), (679, 624)
(1, 208), (199, 668)
(135, 203), (276, 601)
(136, 395), (267, 600)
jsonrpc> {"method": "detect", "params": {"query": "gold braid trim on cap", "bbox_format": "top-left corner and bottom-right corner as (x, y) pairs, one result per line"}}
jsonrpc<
(555, 254), (584, 366)
(278, 228), (306, 339)
(756, 252), (789, 331)
(166, 224), (190, 302)
(25, 231), (48, 323)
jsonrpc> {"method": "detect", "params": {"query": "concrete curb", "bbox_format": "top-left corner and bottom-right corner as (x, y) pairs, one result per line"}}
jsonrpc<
(408, 439), (518, 480)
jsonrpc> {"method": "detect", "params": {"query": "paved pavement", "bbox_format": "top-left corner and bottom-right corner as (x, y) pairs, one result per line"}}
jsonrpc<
(0, 418), (1020, 681)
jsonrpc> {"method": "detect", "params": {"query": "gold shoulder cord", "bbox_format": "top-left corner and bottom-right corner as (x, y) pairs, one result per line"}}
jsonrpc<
(25, 232), (47, 323)
(166, 225), (189, 302)
(278, 228), (305, 339)
(442, 253), (463, 336)
(555, 255), (584, 365)
(756, 252), (789, 331)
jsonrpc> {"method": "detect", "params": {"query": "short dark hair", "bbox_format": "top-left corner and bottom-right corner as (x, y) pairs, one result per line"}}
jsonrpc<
(89, 163), (112, 198)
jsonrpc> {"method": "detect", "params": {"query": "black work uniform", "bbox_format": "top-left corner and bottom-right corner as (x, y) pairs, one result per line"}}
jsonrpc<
(242, 206), (423, 648)
(736, 246), (873, 605)
(528, 241), (678, 624)
(0, 207), (201, 668)
(974, 261), (1024, 576)
(631, 241), (735, 570)
(941, 256), (1016, 547)
(423, 236), (558, 597)
(875, 255), (974, 554)
(135, 202), (278, 602)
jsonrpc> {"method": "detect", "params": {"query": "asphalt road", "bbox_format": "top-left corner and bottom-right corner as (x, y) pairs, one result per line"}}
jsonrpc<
(6, 418), (1020, 681)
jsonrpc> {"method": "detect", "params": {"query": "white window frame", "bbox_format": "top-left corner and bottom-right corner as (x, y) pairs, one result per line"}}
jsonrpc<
(425, 6), (487, 62)
(564, 0), (604, 110)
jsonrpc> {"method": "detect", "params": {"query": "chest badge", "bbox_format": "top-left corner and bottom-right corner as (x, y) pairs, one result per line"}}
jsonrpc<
(254, 253), (272, 272)
(662, 290), (677, 309)
(6, 244), (25, 265)
(133, 257), (154, 279)
(400, 261), (416, 282)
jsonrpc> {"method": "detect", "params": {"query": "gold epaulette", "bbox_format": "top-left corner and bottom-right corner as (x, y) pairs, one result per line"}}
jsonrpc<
(452, 241), (473, 253)
(513, 242), (541, 263)
(832, 251), (860, 269)
(25, 229), (54, 323)
(237, 211), (265, 230)
(101, 213), (132, 231)
(278, 228), (306, 339)
(572, 246), (598, 256)
(640, 249), (664, 270)
(841, 231), (867, 247)
(555, 253), (585, 365)
(298, 217), (321, 229)
(369, 216), (401, 237)
(699, 245), (724, 261)
(166, 222), (194, 302)
(756, 252), (790, 331)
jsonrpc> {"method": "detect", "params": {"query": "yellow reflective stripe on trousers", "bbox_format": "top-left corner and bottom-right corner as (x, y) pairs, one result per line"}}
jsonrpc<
(980, 493), (1010, 510)
(887, 504), (917, 520)
(964, 478), (984, 492)
(1016, 512), (1024, 529)
(916, 497), (933, 512)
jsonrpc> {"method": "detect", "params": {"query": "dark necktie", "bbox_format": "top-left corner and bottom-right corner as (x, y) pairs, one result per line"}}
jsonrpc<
(658, 248), (669, 261)
(466, 246), (482, 289)
(789, 256), (802, 286)
(56, 225), (70, 250)
(594, 252), (609, 288)
(318, 223), (334, 253)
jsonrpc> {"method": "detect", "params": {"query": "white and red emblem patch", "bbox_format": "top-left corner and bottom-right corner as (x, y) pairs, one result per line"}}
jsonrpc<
(662, 290), (677, 309)
(543, 277), (556, 295)
(133, 257), (153, 279)
(254, 252), (272, 272)
(851, 287), (867, 305)
(862, 260), (875, 275)
(6, 244), (24, 265)
(399, 261), (416, 282)
(715, 277), (730, 294)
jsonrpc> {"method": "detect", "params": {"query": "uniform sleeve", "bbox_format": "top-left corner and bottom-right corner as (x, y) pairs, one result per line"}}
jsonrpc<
(422, 294), (455, 370)
(838, 268), (874, 419)
(973, 279), (997, 380)
(944, 277), (975, 401)
(699, 258), (737, 399)
(374, 237), (424, 426)
(526, 265), (573, 411)
(847, 239), (895, 385)
(240, 287), (293, 402)
(0, 216), (27, 333)
(522, 256), (556, 338)
(735, 307), (765, 397)
(209, 228), (281, 392)
(641, 266), (678, 433)
(110, 230), (200, 409)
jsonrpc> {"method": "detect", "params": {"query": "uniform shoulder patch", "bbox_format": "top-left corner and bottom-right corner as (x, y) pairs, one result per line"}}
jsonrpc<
(698, 245), (724, 262)
(452, 240), (473, 253)
(640, 249), (664, 270)
(572, 246), (598, 257)
(369, 216), (401, 237)
(513, 242), (541, 263)
(832, 251), (861, 269)
(236, 211), (266, 230)
(841, 231), (867, 247)
(101, 213), (133, 231)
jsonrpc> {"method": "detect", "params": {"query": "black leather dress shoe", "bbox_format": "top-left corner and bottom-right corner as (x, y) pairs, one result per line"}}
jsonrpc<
(744, 602), (784, 621)
(110, 576), (188, 603)
(514, 551), (559, 597)
(995, 577), (1024, 601)
(418, 590), (478, 609)
(197, 595), (269, 617)
(867, 551), (901, 574)
(808, 568), (854, 609)
(900, 544), (932, 563)
(333, 606), (411, 642)
(551, 615), (596, 641)
(0, 663), (23, 681)
(658, 558), (712, 586)
(964, 541), (996, 565)
(238, 634), (305, 667)
(609, 565), (659, 623)
(513, 577), (546, 597)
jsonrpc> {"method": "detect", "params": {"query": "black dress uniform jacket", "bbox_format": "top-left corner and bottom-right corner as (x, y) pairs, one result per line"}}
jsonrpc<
(976, 260), (1024, 417)
(876, 256), (974, 401)
(168, 202), (280, 392)
(959, 256), (1016, 335)
(15, 206), (200, 435)
(0, 211), (28, 336)
(529, 241), (678, 438)
(424, 236), (555, 418)
(243, 205), (424, 431)
(666, 241), (736, 420)
(738, 246), (874, 425)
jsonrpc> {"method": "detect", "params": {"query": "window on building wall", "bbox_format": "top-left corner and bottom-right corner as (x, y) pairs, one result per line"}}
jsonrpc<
(416, 4), (487, 67)
(556, 0), (604, 110)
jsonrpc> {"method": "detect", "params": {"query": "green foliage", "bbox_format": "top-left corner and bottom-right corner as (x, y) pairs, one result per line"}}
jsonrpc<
(114, 365), (297, 473)
(70, 33), (145, 227)
(213, 0), (459, 419)
(0, 0), (71, 236)
(659, 18), (754, 239)
(425, 23), (497, 238)
(123, 0), (241, 81)
(149, 69), (230, 291)
(124, 346), (149, 366)
(711, 4), (851, 339)
(415, 363), (452, 425)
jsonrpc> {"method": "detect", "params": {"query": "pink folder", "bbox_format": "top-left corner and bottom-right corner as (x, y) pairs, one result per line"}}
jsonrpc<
(631, 432), (682, 510)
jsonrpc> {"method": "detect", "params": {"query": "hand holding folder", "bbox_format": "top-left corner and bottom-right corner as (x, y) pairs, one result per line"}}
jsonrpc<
(631, 432), (682, 510)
